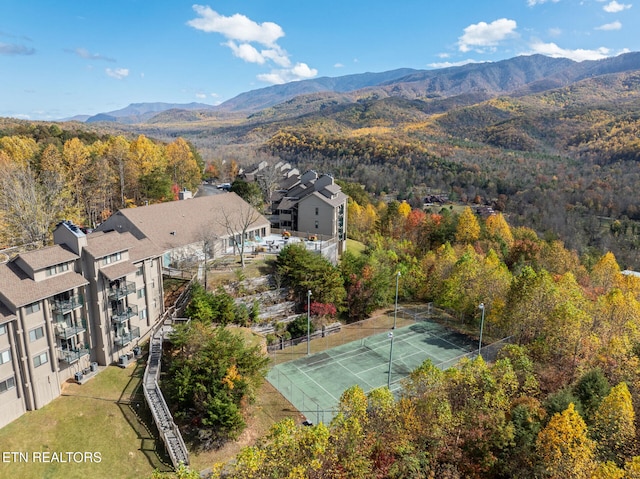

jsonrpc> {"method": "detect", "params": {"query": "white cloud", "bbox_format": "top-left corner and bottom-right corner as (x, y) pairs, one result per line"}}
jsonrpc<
(334, 63), (344, 68)
(257, 62), (318, 84)
(188, 5), (317, 84)
(291, 63), (317, 78)
(458, 18), (518, 53)
(188, 5), (284, 45)
(596, 20), (622, 30)
(603, 1), (632, 12)
(195, 93), (207, 99)
(428, 59), (480, 69)
(225, 41), (266, 64)
(528, 41), (610, 61)
(261, 47), (291, 67)
(105, 68), (129, 79)
(527, 0), (560, 6)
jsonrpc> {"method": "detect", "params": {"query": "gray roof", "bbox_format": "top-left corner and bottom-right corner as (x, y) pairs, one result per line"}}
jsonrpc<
(0, 302), (16, 323)
(300, 190), (348, 208)
(100, 194), (270, 250)
(100, 261), (138, 281)
(0, 262), (88, 309)
(18, 245), (78, 271)
(84, 231), (161, 261)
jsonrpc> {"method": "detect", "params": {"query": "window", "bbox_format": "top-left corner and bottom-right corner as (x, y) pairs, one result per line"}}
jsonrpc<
(46, 263), (69, 276)
(29, 326), (44, 343)
(315, 207), (319, 215)
(315, 220), (319, 229)
(0, 349), (11, 365)
(136, 266), (143, 277)
(102, 252), (122, 266)
(140, 308), (147, 320)
(0, 376), (15, 394)
(137, 287), (145, 299)
(0, 324), (6, 336)
(33, 352), (48, 368)
(25, 302), (40, 314)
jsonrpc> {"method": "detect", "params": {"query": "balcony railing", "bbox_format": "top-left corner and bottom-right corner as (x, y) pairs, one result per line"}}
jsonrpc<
(108, 282), (136, 301)
(52, 295), (84, 314)
(114, 326), (141, 348)
(58, 347), (90, 364)
(111, 305), (139, 324)
(55, 319), (87, 340)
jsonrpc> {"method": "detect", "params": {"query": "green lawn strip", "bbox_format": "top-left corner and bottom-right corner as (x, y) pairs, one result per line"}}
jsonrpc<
(0, 361), (171, 479)
(346, 238), (366, 256)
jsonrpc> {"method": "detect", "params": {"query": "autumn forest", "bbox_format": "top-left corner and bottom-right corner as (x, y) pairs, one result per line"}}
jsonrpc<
(3, 60), (640, 479)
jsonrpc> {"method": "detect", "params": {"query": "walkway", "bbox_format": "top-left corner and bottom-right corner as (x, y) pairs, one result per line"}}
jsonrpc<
(143, 322), (189, 468)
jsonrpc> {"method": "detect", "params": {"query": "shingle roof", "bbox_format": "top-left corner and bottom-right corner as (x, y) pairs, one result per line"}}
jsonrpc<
(83, 230), (161, 263)
(84, 231), (138, 259)
(0, 262), (88, 308)
(0, 301), (16, 323)
(100, 261), (138, 281)
(100, 194), (270, 250)
(18, 245), (78, 271)
(300, 190), (348, 208)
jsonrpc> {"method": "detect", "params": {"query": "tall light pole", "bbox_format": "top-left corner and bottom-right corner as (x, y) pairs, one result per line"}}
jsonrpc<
(478, 302), (485, 358)
(387, 331), (394, 389)
(393, 271), (401, 329)
(307, 290), (312, 356)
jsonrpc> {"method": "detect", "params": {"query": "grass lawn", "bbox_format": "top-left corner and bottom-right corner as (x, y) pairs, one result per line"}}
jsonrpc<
(346, 238), (366, 256)
(0, 359), (172, 479)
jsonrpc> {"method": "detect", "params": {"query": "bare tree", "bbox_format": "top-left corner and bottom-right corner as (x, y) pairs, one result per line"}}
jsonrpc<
(255, 161), (283, 212)
(196, 222), (218, 290)
(219, 204), (263, 269)
(0, 165), (67, 246)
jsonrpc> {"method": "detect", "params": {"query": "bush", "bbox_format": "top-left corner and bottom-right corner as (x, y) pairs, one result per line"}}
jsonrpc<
(286, 315), (315, 339)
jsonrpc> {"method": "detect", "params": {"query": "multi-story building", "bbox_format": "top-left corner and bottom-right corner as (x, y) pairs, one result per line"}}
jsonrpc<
(97, 193), (271, 267)
(270, 170), (348, 255)
(0, 220), (164, 428)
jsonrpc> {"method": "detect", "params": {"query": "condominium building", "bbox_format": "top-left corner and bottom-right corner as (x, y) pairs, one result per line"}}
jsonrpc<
(0, 221), (164, 429)
(270, 170), (348, 255)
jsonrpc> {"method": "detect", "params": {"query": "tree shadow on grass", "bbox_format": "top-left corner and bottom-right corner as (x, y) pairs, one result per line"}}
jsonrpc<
(116, 354), (174, 473)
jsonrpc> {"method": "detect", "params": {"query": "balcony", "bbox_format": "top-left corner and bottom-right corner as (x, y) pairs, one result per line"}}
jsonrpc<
(114, 326), (141, 348)
(58, 347), (90, 364)
(108, 281), (136, 301)
(52, 295), (84, 314)
(111, 305), (138, 324)
(55, 319), (87, 340)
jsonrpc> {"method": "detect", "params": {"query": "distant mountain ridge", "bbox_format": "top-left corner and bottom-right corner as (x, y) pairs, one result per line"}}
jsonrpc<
(84, 102), (215, 124)
(74, 52), (640, 124)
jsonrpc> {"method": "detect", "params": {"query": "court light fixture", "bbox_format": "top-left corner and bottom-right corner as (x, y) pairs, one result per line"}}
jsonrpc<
(307, 290), (312, 356)
(393, 271), (401, 330)
(478, 302), (485, 358)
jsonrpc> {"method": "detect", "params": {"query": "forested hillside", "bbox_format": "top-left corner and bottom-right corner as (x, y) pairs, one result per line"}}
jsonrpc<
(169, 200), (640, 479)
(0, 120), (204, 248)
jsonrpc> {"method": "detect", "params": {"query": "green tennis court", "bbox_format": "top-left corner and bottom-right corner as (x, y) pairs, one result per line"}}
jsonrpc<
(266, 317), (478, 424)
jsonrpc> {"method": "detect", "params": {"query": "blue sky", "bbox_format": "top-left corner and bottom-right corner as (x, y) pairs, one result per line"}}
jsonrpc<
(1, 0), (637, 120)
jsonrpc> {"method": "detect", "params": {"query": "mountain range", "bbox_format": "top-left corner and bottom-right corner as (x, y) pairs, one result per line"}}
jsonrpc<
(72, 52), (640, 125)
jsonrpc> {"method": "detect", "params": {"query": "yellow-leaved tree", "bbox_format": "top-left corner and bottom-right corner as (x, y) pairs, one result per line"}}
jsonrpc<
(591, 252), (621, 293)
(485, 212), (514, 246)
(592, 382), (636, 465)
(165, 138), (201, 192)
(536, 403), (595, 479)
(455, 206), (481, 244)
